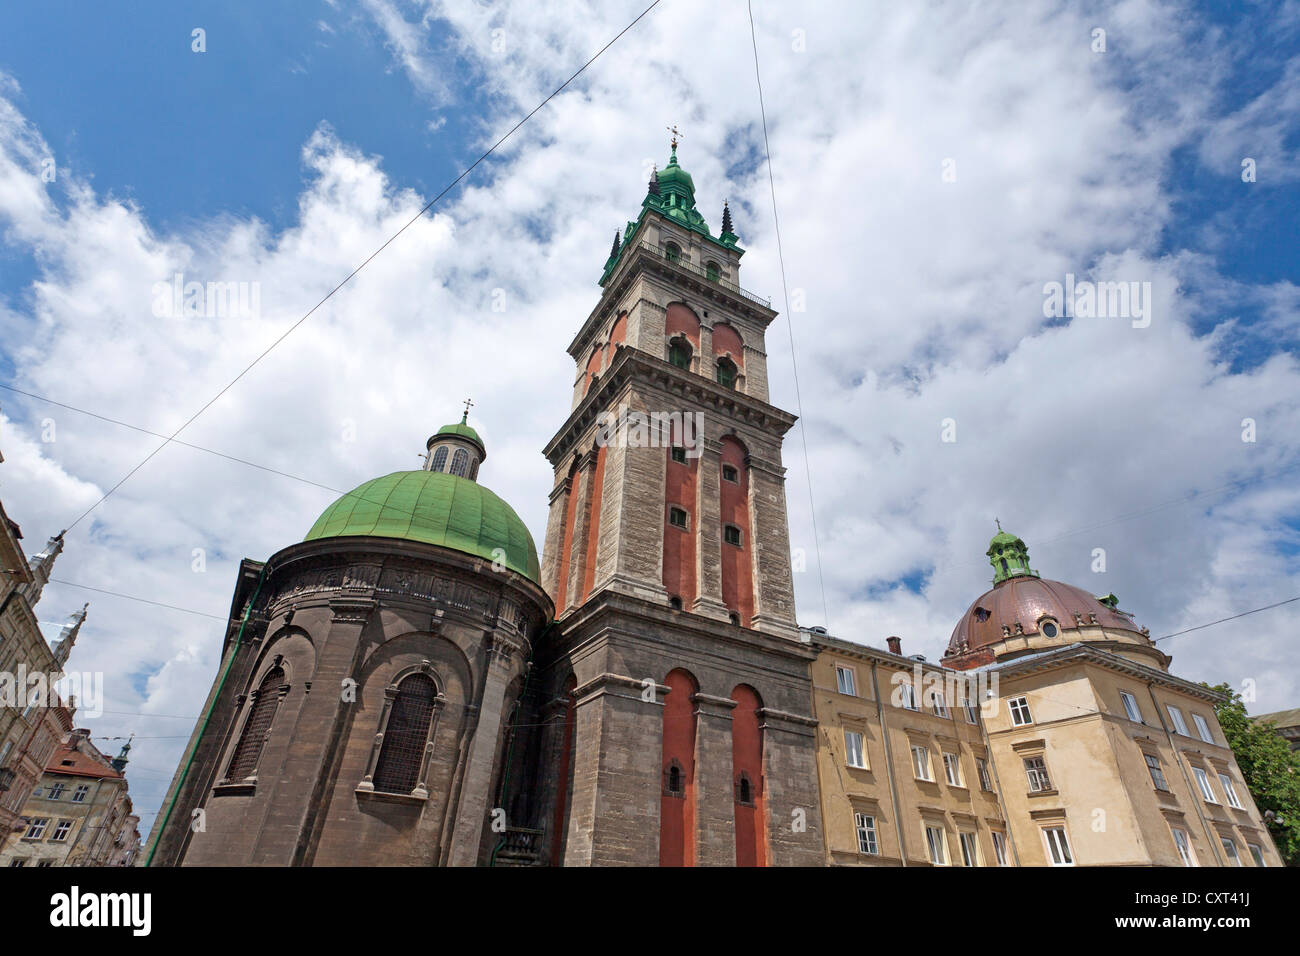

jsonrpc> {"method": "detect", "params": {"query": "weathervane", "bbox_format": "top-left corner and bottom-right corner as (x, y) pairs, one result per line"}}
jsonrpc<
(667, 124), (682, 151)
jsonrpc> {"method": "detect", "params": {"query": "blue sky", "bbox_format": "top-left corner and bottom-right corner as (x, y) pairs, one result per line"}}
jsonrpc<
(0, 0), (1297, 836)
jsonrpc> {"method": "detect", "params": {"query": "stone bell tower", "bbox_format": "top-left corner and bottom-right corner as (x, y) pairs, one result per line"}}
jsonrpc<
(512, 133), (823, 867)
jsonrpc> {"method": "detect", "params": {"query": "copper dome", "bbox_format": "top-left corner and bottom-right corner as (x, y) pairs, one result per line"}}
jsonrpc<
(945, 575), (1141, 659)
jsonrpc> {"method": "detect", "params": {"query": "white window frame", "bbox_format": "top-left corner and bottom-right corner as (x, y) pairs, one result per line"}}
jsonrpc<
(1171, 826), (1197, 866)
(24, 818), (48, 840)
(71, 785), (89, 803)
(1008, 696), (1033, 726)
(1192, 713), (1215, 744)
(1193, 767), (1218, 803)
(1043, 826), (1074, 866)
(962, 697), (979, 724)
(1221, 838), (1242, 866)
(844, 730), (866, 769)
(1167, 704), (1190, 736)
(943, 752), (963, 787)
(1248, 843), (1265, 867)
(1120, 690), (1143, 723)
(976, 757), (993, 791)
(930, 691), (948, 718)
(911, 745), (933, 782)
(959, 831), (979, 867)
(50, 819), (73, 842)
(1218, 773), (1244, 810)
(835, 665), (857, 697)
(899, 682), (918, 711)
(854, 812), (878, 855)
(1024, 755), (1052, 793)
(991, 831), (1008, 866)
(925, 825), (948, 865)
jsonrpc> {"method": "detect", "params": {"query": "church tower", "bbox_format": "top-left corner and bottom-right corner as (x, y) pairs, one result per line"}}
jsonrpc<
(517, 134), (823, 866)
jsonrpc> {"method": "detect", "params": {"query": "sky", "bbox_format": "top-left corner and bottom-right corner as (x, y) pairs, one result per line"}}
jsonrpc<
(0, 0), (1297, 838)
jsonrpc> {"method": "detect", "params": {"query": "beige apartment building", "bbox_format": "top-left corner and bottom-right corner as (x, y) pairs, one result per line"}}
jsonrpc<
(1, 729), (140, 867)
(809, 528), (1282, 867)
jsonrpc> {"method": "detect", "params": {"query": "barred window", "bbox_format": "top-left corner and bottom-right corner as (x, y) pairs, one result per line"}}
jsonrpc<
(373, 673), (437, 794)
(227, 667), (284, 782)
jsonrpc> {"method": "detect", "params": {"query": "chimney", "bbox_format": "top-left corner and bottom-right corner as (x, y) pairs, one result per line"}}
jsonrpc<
(886, 636), (902, 655)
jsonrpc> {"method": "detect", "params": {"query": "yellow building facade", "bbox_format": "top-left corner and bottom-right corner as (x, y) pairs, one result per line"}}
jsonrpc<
(808, 529), (1283, 867)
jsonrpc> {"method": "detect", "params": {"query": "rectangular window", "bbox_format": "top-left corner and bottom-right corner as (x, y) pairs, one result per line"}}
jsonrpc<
(991, 831), (1008, 866)
(930, 692), (948, 718)
(50, 819), (73, 842)
(1221, 838), (1241, 866)
(723, 525), (742, 547)
(721, 464), (739, 483)
(46, 782), (66, 800)
(8, 860), (24, 867)
(24, 818), (48, 840)
(1248, 843), (1265, 867)
(835, 665), (857, 697)
(1167, 704), (1190, 736)
(959, 831), (979, 867)
(1009, 696), (1033, 726)
(1192, 713), (1215, 744)
(854, 813), (878, 855)
(1193, 767), (1217, 803)
(943, 752), (963, 787)
(1144, 753), (1169, 791)
(670, 446), (687, 463)
(1218, 773), (1244, 810)
(1043, 826), (1074, 866)
(925, 825), (948, 865)
(976, 757), (993, 791)
(72, 785), (89, 803)
(1120, 691), (1143, 723)
(962, 697), (979, 724)
(845, 730), (866, 769)
(1171, 827), (1196, 866)
(899, 682), (918, 711)
(1024, 756), (1052, 793)
(911, 745), (933, 781)
(668, 507), (688, 529)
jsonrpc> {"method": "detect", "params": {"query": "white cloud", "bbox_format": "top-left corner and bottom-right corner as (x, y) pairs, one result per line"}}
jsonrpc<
(0, 0), (1297, 834)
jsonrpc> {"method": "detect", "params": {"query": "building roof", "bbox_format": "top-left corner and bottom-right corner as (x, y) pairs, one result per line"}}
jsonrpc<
(1253, 707), (1300, 730)
(45, 740), (122, 780)
(304, 470), (540, 582)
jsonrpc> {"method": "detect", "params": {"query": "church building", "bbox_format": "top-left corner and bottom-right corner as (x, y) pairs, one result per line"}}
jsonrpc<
(145, 140), (1279, 867)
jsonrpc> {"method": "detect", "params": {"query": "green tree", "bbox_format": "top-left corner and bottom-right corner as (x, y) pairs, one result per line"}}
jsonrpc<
(1207, 682), (1300, 866)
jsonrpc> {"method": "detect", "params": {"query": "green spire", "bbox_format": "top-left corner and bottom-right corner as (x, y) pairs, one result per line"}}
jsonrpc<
(987, 522), (1038, 584)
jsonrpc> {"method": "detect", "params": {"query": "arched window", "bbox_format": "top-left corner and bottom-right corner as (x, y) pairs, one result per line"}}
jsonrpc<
(226, 666), (284, 782)
(431, 446), (448, 472)
(736, 770), (754, 806)
(665, 759), (685, 796)
(716, 357), (738, 389)
(664, 242), (681, 262)
(706, 261), (720, 282)
(450, 448), (470, 477)
(668, 338), (692, 370)
(669, 595), (683, 611)
(373, 673), (437, 794)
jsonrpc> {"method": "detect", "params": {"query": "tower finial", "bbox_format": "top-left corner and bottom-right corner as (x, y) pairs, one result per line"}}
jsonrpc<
(461, 397), (474, 424)
(667, 124), (681, 152)
(995, 517), (1002, 532)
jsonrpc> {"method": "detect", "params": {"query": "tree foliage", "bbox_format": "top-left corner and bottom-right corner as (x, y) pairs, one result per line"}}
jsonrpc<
(1208, 682), (1300, 866)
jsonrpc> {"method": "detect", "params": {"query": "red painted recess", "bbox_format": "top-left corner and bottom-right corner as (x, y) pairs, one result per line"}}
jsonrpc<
(731, 683), (767, 867)
(553, 463), (580, 612)
(659, 668), (698, 867)
(662, 428), (698, 609)
(719, 435), (754, 626)
(579, 445), (607, 604)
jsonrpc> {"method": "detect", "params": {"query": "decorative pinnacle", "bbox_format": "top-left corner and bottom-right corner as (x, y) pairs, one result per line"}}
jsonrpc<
(461, 397), (474, 423)
(667, 124), (681, 152)
(610, 229), (621, 258)
(721, 199), (733, 236)
(648, 164), (660, 196)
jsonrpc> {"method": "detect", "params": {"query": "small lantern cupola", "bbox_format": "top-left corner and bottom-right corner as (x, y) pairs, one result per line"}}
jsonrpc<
(987, 521), (1038, 585)
(423, 400), (487, 482)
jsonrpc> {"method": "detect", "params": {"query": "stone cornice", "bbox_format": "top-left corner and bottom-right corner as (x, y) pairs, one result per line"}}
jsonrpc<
(542, 345), (798, 466)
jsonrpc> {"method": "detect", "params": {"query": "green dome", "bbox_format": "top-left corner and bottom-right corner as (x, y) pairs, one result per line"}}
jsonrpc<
(304, 471), (539, 582)
(657, 150), (695, 203)
(436, 421), (482, 445)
